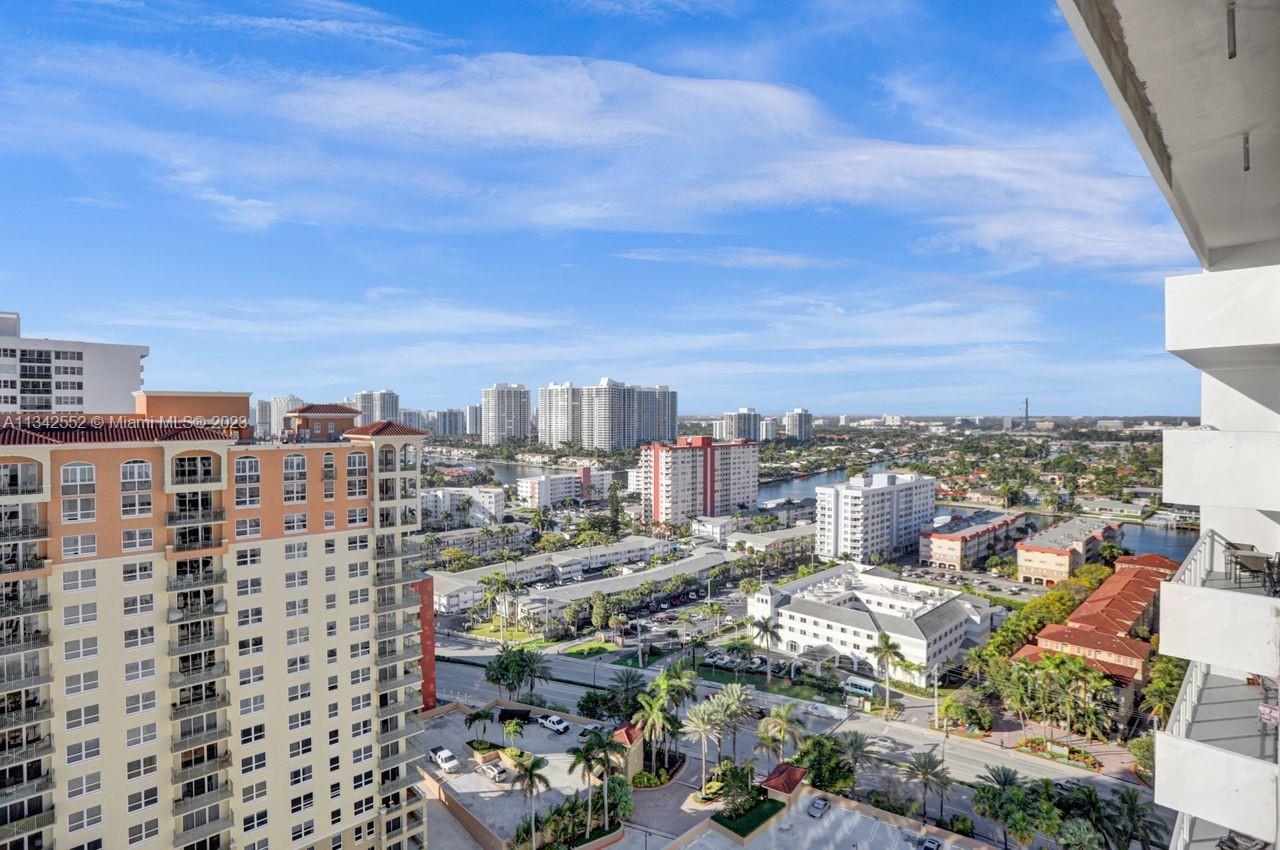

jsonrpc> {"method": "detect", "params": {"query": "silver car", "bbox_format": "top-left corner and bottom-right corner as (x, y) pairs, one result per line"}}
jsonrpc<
(806, 797), (830, 818)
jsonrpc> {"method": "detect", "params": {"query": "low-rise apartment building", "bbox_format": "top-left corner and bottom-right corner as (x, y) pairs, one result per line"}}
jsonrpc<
(638, 437), (758, 526)
(516, 468), (616, 508)
(0, 391), (431, 850)
(919, 510), (1027, 571)
(420, 486), (506, 528)
(726, 524), (817, 557)
(690, 498), (818, 545)
(747, 564), (992, 686)
(1015, 517), (1123, 585)
(419, 523), (532, 561)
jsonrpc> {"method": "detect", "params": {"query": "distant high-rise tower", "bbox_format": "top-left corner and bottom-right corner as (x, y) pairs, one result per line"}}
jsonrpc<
(481, 383), (531, 445)
(353, 389), (399, 426)
(269, 393), (306, 436)
(538, 381), (581, 448)
(465, 403), (483, 436)
(782, 407), (814, 442)
(719, 407), (762, 441)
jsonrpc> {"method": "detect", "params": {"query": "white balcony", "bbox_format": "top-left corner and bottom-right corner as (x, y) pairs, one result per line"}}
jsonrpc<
(1160, 531), (1280, 676)
(1164, 429), (1280, 512)
(1167, 266), (1280, 371)
(1156, 659), (1278, 844)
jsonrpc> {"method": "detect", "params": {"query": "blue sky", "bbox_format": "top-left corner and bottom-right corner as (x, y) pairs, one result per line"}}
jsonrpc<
(0, 0), (1200, 415)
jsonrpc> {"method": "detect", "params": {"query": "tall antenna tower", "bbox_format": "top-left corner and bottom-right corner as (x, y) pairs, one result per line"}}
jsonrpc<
(1023, 398), (1030, 431)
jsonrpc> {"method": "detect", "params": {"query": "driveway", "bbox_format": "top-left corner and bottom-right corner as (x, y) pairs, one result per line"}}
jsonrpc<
(626, 760), (710, 839)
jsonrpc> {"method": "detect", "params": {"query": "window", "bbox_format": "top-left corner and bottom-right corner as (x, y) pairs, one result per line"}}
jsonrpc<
(242, 752), (267, 774)
(290, 767), (313, 787)
(122, 529), (152, 551)
(325, 593), (336, 611)
(126, 755), (157, 780)
(347, 507), (368, 526)
(123, 561), (153, 583)
(65, 636), (98, 661)
(244, 810), (268, 832)
(287, 683), (311, 702)
(126, 787), (158, 813)
(236, 518), (262, 538)
(349, 614), (369, 632)
(68, 771), (101, 798)
(349, 667), (370, 686)
(127, 819), (159, 845)
(288, 710), (311, 730)
(126, 723), (157, 747)
(287, 655), (310, 675)
(348, 589), (369, 606)
(124, 659), (155, 682)
(237, 547), (262, 568)
(236, 483), (262, 508)
(69, 805), (102, 833)
(286, 626), (309, 646)
(237, 577), (263, 597)
(66, 671), (99, 695)
(62, 534), (97, 558)
(242, 723), (266, 745)
(285, 599), (309, 618)
(123, 627), (155, 649)
(243, 780), (268, 803)
(283, 454), (307, 503)
(352, 744), (372, 764)
(353, 795), (374, 816)
(348, 641), (370, 659)
(120, 491), (152, 517)
(292, 820), (315, 842)
(350, 718), (371, 738)
(120, 460), (151, 491)
(63, 567), (97, 592)
(347, 561), (369, 579)
(291, 791), (314, 812)
(239, 607), (263, 627)
(61, 461), (95, 495)
(324, 510), (336, 529)
(123, 594), (154, 616)
(67, 738), (101, 764)
(353, 770), (373, 790)
(240, 665), (265, 686)
(351, 693), (371, 713)
(235, 456), (261, 484)
(346, 535), (368, 552)
(125, 691), (156, 715)
(241, 695), (266, 716)
(64, 602), (97, 626)
(285, 570), (308, 589)
(239, 636), (264, 656)
(67, 704), (100, 729)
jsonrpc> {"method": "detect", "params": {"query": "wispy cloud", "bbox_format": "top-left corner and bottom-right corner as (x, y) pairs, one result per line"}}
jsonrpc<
(558, 0), (743, 20)
(617, 246), (853, 269)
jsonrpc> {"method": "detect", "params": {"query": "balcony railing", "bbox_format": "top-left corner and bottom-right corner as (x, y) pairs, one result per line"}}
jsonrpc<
(174, 782), (233, 817)
(166, 508), (226, 527)
(172, 472), (222, 486)
(167, 600), (227, 623)
(171, 693), (230, 721)
(172, 723), (231, 751)
(379, 741), (426, 769)
(0, 526), (45, 544)
(376, 667), (423, 695)
(375, 620), (421, 641)
(0, 596), (50, 618)
(171, 754), (232, 785)
(0, 560), (46, 577)
(167, 571), (227, 592)
(377, 693), (423, 720)
(376, 592), (421, 614)
(0, 633), (49, 658)
(174, 814), (235, 845)
(0, 808), (54, 839)
(0, 705), (51, 732)
(378, 772), (422, 797)
(0, 484), (41, 498)
(376, 644), (421, 667)
(0, 671), (51, 696)
(375, 566), (426, 588)
(168, 633), (229, 657)
(172, 537), (221, 554)
(170, 662), (230, 689)
(0, 774), (53, 805)
(0, 738), (53, 770)
(376, 716), (425, 745)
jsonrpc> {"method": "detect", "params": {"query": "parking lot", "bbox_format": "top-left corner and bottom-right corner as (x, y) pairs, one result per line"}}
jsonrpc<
(420, 709), (596, 842)
(896, 564), (1048, 599)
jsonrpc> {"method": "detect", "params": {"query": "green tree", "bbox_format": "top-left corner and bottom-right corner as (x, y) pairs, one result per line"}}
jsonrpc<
(683, 702), (721, 798)
(514, 755), (551, 850)
(1104, 787), (1167, 850)
(1059, 818), (1104, 850)
(503, 718), (525, 749)
(835, 731), (875, 799)
(463, 709), (493, 742)
(751, 616), (781, 685)
(566, 739), (600, 842)
(756, 703), (805, 758)
(868, 631), (906, 719)
(901, 750), (949, 824)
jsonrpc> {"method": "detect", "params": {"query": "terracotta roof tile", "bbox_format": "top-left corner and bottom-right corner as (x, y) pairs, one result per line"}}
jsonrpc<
(343, 420), (430, 437)
(760, 763), (808, 794)
(1012, 645), (1138, 683)
(612, 722), (642, 746)
(0, 421), (229, 446)
(1036, 623), (1152, 660)
(1113, 552), (1180, 574)
(289, 404), (360, 416)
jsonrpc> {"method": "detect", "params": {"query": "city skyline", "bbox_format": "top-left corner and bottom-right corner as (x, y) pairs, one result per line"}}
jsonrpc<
(0, 2), (1199, 414)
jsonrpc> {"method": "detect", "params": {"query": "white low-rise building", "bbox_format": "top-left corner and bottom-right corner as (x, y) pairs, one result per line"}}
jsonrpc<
(747, 563), (992, 685)
(517, 468), (617, 508)
(421, 486), (506, 527)
(816, 472), (936, 561)
(726, 523), (817, 556)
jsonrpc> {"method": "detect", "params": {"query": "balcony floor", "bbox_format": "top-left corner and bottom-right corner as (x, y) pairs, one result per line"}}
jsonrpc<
(1201, 566), (1274, 598)
(1181, 815), (1229, 848)
(1188, 671), (1276, 763)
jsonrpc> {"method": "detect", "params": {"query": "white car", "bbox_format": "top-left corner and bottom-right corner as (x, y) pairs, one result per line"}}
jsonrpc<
(430, 747), (460, 773)
(482, 762), (508, 782)
(537, 715), (570, 734)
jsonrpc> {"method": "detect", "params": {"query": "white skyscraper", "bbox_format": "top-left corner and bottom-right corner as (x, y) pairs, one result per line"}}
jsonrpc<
(579, 378), (632, 452)
(353, 388), (399, 426)
(782, 407), (814, 442)
(269, 393), (306, 437)
(816, 472), (936, 561)
(435, 408), (466, 436)
(719, 407), (762, 441)
(481, 383), (531, 445)
(465, 403), (483, 436)
(398, 407), (427, 430)
(759, 417), (779, 440)
(253, 397), (272, 439)
(0, 310), (148, 412)
(538, 381), (581, 448)
(634, 385), (678, 443)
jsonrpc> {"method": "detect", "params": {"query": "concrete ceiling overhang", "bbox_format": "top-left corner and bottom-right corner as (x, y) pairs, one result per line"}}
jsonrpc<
(1059, 0), (1280, 271)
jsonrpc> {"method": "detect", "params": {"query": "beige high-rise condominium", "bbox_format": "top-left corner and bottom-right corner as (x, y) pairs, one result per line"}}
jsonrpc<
(0, 391), (432, 850)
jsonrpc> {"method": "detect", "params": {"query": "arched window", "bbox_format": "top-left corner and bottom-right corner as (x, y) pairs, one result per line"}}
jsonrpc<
(60, 462), (95, 496)
(120, 460), (152, 492)
(234, 456), (260, 485)
(323, 452), (335, 473)
(282, 454), (307, 482)
(346, 452), (368, 476)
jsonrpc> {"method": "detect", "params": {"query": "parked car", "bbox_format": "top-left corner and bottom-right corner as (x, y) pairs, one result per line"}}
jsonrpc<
(916, 838), (941, 850)
(537, 715), (570, 734)
(430, 747), (460, 773)
(578, 723), (603, 740)
(482, 762), (508, 782)
(806, 797), (831, 818)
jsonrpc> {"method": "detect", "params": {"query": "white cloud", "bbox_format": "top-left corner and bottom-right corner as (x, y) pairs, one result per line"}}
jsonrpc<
(617, 246), (852, 269)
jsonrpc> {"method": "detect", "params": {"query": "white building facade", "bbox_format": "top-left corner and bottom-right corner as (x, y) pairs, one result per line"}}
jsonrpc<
(639, 436), (758, 525)
(816, 472), (936, 561)
(714, 408), (762, 441)
(782, 407), (814, 442)
(353, 389), (399, 427)
(536, 379), (678, 450)
(481, 383), (530, 445)
(421, 486), (506, 527)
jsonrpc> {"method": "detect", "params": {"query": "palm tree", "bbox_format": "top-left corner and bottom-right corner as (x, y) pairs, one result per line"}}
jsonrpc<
(1104, 787), (1168, 850)
(902, 750), (948, 824)
(716, 683), (756, 760)
(608, 668), (645, 718)
(566, 739), (600, 842)
(519, 650), (552, 699)
(868, 631), (905, 719)
(1059, 818), (1104, 850)
(751, 616), (781, 685)
(687, 635), (709, 669)
(631, 692), (672, 773)
(682, 702), (721, 797)
(835, 731), (875, 799)
(514, 755), (551, 850)
(752, 731), (785, 769)
(593, 730), (627, 833)
(464, 709), (494, 743)
(504, 718), (525, 750)
(756, 704), (805, 761)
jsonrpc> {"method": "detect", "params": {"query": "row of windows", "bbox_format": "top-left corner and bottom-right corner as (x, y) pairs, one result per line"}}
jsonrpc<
(54, 453), (372, 494)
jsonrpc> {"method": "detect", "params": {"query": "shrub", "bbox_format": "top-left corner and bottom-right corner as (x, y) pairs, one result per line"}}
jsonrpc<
(632, 771), (661, 789)
(945, 814), (975, 837)
(606, 774), (635, 821)
(466, 739), (500, 753)
(1128, 734), (1155, 777)
(712, 798), (784, 838)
